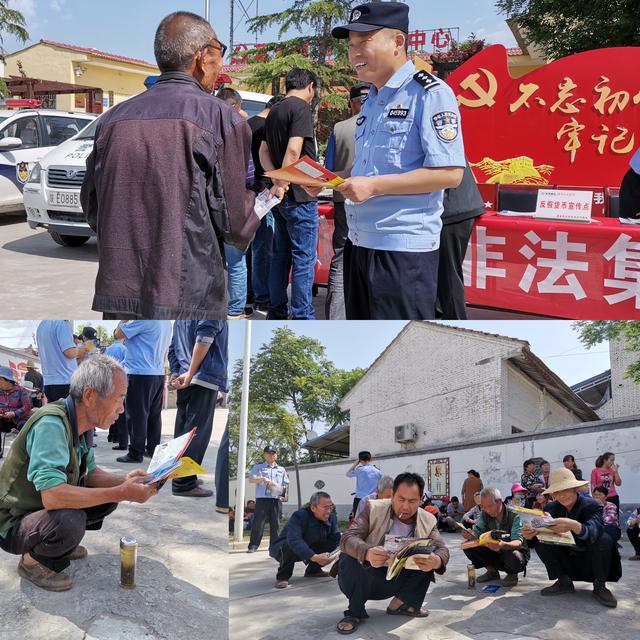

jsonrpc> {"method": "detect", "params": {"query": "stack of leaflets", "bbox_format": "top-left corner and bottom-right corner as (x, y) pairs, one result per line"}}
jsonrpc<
(384, 537), (436, 580)
(507, 505), (576, 546)
(143, 428), (206, 486)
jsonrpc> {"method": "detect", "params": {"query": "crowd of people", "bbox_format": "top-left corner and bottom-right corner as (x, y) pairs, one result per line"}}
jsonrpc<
(80, 3), (489, 321)
(0, 319), (231, 591)
(236, 446), (637, 633)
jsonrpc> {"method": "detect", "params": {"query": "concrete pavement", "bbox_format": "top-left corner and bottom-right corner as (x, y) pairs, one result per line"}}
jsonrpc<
(0, 405), (229, 640)
(229, 533), (640, 640)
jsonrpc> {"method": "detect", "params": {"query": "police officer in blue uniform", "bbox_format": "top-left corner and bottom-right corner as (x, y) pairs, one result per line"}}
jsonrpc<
(330, 2), (466, 319)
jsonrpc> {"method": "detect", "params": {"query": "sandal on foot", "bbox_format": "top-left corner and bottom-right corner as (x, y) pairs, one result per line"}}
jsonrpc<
(336, 616), (360, 635)
(386, 603), (429, 617)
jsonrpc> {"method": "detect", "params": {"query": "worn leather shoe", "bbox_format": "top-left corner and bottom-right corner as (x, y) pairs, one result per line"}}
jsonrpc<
(592, 586), (617, 608)
(116, 453), (142, 463)
(304, 570), (330, 578)
(18, 556), (73, 591)
(68, 545), (88, 561)
(172, 486), (213, 497)
(274, 580), (288, 588)
(476, 568), (499, 583)
(541, 579), (575, 596)
(501, 573), (518, 587)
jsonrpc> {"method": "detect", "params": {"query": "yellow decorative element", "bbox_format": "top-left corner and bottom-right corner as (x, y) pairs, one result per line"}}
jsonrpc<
(457, 68), (498, 108)
(470, 155), (555, 185)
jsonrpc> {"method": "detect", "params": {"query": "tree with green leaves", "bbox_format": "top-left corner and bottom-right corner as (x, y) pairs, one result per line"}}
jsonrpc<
(0, 0), (29, 97)
(495, 0), (640, 59)
(574, 321), (640, 383)
(228, 327), (365, 507)
(242, 0), (359, 147)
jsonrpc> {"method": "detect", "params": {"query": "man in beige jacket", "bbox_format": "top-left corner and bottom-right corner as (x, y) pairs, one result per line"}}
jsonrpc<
(336, 472), (449, 634)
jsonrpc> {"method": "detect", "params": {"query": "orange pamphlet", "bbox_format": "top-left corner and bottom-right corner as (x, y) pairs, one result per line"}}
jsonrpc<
(265, 156), (345, 188)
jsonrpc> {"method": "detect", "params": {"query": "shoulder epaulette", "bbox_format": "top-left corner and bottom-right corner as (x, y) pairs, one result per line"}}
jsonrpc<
(413, 71), (440, 92)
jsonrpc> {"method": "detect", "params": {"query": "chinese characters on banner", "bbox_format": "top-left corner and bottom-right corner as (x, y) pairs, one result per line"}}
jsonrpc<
(463, 214), (640, 318)
(427, 458), (450, 499)
(446, 45), (640, 187)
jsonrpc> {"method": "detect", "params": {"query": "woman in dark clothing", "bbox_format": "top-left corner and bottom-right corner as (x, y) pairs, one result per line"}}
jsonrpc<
(563, 454), (583, 481)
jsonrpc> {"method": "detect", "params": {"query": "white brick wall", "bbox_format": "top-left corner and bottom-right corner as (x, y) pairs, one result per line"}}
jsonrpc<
(608, 338), (640, 418)
(342, 323), (551, 457)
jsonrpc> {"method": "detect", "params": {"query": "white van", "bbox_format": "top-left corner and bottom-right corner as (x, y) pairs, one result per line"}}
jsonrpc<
(24, 89), (271, 247)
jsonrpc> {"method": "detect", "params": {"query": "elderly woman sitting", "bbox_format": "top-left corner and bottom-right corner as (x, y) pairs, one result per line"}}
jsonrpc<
(0, 366), (32, 438)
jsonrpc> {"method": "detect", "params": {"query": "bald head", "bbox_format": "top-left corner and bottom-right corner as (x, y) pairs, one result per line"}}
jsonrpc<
(154, 11), (216, 72)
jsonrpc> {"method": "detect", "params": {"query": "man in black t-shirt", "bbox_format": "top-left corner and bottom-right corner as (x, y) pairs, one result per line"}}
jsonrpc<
(259, 69), (320, 320)
(247, 95), (285, 312)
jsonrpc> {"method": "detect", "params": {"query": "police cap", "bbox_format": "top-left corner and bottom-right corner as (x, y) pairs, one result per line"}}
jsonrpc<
(332, 2), (409, 39)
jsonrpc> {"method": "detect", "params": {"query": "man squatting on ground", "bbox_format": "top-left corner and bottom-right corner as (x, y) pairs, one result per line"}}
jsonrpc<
(336, 472), (449, 634)
(269, 491), (341, 588)
(0, 355), (157, 591)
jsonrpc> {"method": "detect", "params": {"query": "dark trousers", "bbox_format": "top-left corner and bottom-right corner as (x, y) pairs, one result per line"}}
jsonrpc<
(126, 374), (164, 461)
(608, 494), (620, 515)
(276, 539), (334, 581)
(0, 503), (117, 573)
(344, 240), (439, 320)
(249, 497), (280, 549)
(215, 423), (229, 509)
(437, 217), (475, 320)
(44, 384), (70, 402)
(463, 546), (528, 575)
(535, 533), (614, 584)
(351, 496), (361, 517)
(112, 409), (128, 448)
(628, 526), (640, 555)
(172, 385), (217, 492)
(325, 201), (348, 320)
(338, 553), (433, 619)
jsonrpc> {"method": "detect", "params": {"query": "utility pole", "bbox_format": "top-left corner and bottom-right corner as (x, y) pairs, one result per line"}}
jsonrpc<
(229, 0), (235, 63)
(204, 0), (210, 21)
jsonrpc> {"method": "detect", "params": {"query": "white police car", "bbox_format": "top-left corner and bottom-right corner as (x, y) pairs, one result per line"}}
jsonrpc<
(0, 104), (95, 216)
(24, 89), (271, 247)
(23, 117), (98, 246)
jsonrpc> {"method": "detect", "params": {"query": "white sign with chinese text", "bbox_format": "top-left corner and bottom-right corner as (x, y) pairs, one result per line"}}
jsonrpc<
(535, 189), (593, 223)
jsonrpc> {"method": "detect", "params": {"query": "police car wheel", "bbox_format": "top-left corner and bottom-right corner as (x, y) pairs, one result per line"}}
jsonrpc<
(49, 231), (90, 247)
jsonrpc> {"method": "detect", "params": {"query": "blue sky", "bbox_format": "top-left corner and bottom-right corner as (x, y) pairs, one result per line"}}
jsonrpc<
(0, 320), (611, 387)
(4, 0), (517, 66)
(228, 321), (612, 387)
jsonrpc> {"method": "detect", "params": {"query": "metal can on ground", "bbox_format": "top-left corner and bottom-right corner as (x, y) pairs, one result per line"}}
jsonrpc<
(467, 563), (476, 588)
(120, 536), (138, 588)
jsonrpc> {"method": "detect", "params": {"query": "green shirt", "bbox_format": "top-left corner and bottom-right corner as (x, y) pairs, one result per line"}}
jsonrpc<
(473, 506), (524, 544)
(25, 414), (96, 492)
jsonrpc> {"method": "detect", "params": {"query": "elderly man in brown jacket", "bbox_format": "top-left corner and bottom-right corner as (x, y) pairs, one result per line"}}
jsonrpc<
(336, 472), (449, 635)
(81, 11), (260, 319)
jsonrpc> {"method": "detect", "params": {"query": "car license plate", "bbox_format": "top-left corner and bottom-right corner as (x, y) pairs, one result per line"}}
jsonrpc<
(49, 190), (80, 207)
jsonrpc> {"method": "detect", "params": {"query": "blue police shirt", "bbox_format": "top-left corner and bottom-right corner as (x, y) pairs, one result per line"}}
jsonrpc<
(121, 321), (172, 376)
(346, 463), (383, 499)
(250, 461), (290, 499)
(104, 341), (126, 364)
(346, 60), (466, 252)
(630, 148), (640, 175)
(35, 320), (77, 386)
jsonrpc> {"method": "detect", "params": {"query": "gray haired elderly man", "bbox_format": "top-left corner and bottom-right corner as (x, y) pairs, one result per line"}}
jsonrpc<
(81, 10), (260, 319)
(0, 355), (157, 591)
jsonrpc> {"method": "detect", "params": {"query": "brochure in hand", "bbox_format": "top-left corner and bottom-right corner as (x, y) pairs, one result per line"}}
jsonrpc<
(264, 156), (345, 188)
(507, 505), (576, 546)
(384, 537), (436, 581)
(460, 530), (510, 550)
(144, 428), (206, 486)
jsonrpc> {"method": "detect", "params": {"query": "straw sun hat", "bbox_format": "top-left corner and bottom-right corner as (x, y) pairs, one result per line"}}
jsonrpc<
(542, 467), (588, 495)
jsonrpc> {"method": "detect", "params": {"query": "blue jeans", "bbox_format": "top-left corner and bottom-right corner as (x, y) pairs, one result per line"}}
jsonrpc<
(251, 211), (274, 305)
(225, 243), (247, 316)
(269, 199), (318, 319)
